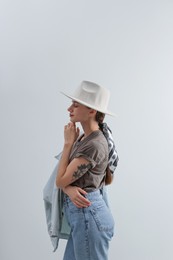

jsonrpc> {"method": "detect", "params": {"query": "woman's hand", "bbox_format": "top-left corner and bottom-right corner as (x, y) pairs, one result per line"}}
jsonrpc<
(64, 122), (80, 145)
(63, 186), (91, 208)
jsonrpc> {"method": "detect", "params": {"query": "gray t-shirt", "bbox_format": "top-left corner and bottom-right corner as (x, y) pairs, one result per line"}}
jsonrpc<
(69, 130), (109, 192)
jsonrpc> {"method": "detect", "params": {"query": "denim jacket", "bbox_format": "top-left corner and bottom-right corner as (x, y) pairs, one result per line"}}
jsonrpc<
(43, 153), (71, 252)
(43, 153), (109, 252)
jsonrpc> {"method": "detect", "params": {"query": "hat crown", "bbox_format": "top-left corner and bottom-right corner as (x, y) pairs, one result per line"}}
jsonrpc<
(73, 81), (110, 112)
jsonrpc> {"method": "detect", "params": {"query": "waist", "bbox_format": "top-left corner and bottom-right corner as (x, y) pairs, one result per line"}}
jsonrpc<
(64, 189), (103, 203)
(85, 189), (102, 199)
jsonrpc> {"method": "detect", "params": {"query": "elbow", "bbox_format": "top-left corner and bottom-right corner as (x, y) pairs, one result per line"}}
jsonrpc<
(56, 179), (62, 189)
(56, 178), (66, 189)
(56, 171), (63, 188)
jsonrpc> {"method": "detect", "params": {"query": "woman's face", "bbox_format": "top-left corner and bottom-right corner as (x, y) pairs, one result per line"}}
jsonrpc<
(67, 101), (92, 123)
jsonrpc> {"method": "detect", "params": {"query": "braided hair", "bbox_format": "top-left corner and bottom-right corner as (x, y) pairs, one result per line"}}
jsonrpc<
(96, 112), (113, 185)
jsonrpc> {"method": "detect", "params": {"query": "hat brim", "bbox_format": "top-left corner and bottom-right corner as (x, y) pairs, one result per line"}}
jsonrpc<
(60, 91), (116, 116)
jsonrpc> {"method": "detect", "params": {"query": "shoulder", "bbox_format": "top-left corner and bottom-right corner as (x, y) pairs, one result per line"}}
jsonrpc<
(71, 130), (108, 164)
(90, 131), (108, 149)
(82, 132), (108, 160)
(88, 139), (107, 151)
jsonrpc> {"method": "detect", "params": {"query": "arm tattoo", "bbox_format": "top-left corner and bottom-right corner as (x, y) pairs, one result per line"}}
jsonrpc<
(72, 163), (92, 181)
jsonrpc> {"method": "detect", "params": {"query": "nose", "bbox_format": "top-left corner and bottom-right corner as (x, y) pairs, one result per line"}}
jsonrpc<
(67, 104), (73, 112)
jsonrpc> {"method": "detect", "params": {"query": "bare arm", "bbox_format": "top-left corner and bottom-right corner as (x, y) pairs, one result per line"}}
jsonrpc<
(56, 122), (92, 189)
(56, 155), (91, 188)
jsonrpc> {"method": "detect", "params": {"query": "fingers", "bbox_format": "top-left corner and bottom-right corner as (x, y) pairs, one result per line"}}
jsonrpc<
(73, 200), (86, 208)
(74, 190), (91, 208)
(64, 123), (80, 142)
(73, 196), (91, 208)
(77, 187), (87, 195)
(64, 186), (91, 208)
(64, 122), (76, 130)
(65, 123), (73, 128)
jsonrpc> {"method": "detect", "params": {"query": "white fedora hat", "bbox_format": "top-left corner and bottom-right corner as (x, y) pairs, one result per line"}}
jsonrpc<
(60, 80), (115, 116)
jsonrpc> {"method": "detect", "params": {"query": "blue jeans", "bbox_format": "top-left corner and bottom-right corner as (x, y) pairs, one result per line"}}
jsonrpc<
(63, 189), (115, 260)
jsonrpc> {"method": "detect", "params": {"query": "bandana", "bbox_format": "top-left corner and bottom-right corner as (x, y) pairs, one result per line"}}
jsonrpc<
(101, 123), (119, 174)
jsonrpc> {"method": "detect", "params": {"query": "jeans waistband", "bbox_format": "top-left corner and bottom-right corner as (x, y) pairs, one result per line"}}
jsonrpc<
(64, 189), (103, 203)
(84, 189), (102, 199)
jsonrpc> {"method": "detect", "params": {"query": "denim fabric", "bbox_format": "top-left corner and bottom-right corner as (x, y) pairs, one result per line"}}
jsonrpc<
(63, 190), (115, 260)
(43, 153), (70, 252)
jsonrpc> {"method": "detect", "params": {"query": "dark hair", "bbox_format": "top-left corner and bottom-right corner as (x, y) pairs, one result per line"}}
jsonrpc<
(96, 112), (113, 185)
(95, 111), (105, 127)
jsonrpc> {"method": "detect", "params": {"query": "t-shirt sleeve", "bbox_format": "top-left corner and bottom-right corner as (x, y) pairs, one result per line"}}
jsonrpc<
(74, 140), (106, 169)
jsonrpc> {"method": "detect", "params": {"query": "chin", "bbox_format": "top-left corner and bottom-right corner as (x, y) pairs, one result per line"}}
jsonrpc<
(70, 118), (76, 122)
(70, 118), (79, 123)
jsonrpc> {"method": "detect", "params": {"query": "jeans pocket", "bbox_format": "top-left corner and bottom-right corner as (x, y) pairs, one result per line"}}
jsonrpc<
(90, 204), (115, 238)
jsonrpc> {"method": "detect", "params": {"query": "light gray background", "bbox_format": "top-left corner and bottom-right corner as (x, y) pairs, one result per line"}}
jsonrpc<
(1, 0), (173, 259)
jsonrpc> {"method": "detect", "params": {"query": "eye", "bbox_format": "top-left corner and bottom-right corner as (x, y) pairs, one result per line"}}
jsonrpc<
(73, 102), (79, 107)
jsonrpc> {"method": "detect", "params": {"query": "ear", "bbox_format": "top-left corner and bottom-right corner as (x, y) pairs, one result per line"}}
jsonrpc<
(89, 109), (97, 116)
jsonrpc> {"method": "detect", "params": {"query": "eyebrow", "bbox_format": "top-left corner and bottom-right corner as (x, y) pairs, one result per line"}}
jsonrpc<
(72, 100), (80, 105)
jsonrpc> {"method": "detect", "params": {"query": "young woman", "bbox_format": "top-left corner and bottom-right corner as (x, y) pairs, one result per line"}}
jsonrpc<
(56, 81), (118, 260)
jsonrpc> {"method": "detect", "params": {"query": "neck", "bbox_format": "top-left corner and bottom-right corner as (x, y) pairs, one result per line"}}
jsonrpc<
(80, 121), (99, 138)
